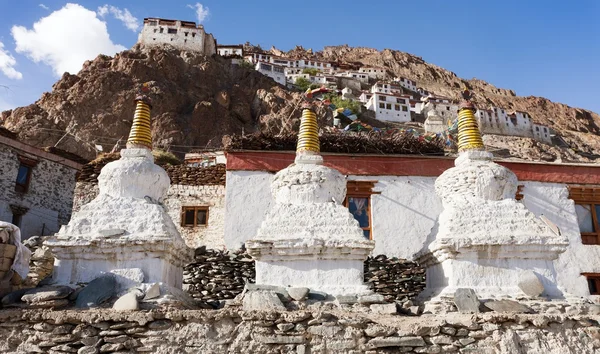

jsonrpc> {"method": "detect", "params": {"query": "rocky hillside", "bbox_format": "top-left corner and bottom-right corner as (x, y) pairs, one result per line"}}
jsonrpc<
(277, 45), (600, 159)
(1, 43), (599, 161)
(0, 44), (330, 160)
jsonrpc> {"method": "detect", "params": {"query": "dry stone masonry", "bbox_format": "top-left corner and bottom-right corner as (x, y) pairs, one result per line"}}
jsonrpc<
(0, 308), (598, 353)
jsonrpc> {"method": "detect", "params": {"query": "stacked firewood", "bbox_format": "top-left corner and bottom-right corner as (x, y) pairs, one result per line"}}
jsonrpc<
(223, 131), (445, 155)
(364, 254), (426, 303)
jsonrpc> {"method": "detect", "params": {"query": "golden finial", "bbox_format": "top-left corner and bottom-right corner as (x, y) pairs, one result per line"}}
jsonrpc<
(456, 88), (484, 152)
(126, 83), (153, 149)
(296, 104), (320, 154)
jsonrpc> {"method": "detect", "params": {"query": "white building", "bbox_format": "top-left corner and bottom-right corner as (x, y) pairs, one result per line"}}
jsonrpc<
(476, 108), (553, 144)
(421, 95), (458, 122)
(255, 61), (286, 85)
(217, 44), (243, 58)
(138, 18), (216, 54)
(370, 82), (404, 95)
(394, 77), (418, 92)
(224, 151), (600, 301)
(365, 92), (412, 123)
(335, 71), (369, 83)
(359, 67), (387, 80)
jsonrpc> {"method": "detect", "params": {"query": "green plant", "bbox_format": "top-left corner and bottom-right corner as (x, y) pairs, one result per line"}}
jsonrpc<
(302, 68), (319, 76)
(152, 149), (182, 165)
(326, 94), (362, 115)
(295, 77), (314, 92)
(238, 60), (255, 70)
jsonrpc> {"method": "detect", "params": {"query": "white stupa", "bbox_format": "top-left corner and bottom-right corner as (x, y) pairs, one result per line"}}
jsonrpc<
(246, 104), (374, 296)
(417, 93), (568, 301)
(46, 92), (191, 288)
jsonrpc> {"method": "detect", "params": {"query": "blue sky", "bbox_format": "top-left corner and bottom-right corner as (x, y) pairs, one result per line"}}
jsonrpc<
(0, 0), (599, 114)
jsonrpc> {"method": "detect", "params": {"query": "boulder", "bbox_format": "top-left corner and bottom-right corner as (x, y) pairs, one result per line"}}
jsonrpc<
(453, 288), (480, 313)
(370, 303), (397, 314)
(113, 292), (139, 311)
(287, 287), (309, 301)
(1, 287), (32, 307)
(518, 270), (545, 297)
(143, 283), (161, 300)
(76, 274), (116, 308)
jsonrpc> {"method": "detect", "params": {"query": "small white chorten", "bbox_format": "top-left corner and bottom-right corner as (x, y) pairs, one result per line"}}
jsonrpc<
(46, 93), (191, 288)
(417, 93), (568, 300)
(246, 105), (374, 296)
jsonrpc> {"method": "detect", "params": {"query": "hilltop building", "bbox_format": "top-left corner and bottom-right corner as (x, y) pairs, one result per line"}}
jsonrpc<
(217, 44), (244, 58)
(365, 92), (412, 122)
(476, 108), (553, 144)
(138, 18), (216, 55)
(255, 61), (286, 85)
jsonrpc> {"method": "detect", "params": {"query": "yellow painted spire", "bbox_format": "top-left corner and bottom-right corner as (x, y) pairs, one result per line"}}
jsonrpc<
(456, 88), (484, 152)
(126, 96), (153, 149)
(296, 106), (320, 154)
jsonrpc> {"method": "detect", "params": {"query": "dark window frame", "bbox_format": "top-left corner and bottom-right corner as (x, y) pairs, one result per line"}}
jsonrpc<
(582, 273), (600, 295)
(569, 186), (600, 245)
(344, 181), (380, 240)
(181, 206), (209, 227)
(15, 157), (36, 193)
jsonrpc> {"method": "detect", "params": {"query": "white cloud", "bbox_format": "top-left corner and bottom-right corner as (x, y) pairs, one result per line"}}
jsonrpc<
(11, 3), (126, 77)
(39, 4), (49, 10)
(97, 5), (140, 32)
(0, 42), (23, 80)
(187, 3), (210, 23)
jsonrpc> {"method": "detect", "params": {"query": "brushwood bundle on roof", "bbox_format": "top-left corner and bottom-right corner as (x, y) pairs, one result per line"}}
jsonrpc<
(223, 131), (445, 155)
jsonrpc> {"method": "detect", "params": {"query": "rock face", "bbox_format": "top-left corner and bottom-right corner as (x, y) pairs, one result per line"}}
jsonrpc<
(0, 44), (331, 160)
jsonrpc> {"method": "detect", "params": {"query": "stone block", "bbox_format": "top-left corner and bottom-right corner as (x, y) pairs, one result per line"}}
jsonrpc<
(335, 295), (357, 304)
(255, 334), (305, 344)
(143, 283), (160, 300)
(453, 288), (480, 313)
(370, 303), (397, 315)
(484, 299), (532, 313)
(243, 290), (286, 311)
(287, 287), (309, 301)
(307, 325), (342, 337)
(358, 294), (385, 304)
(277, 323), (294, 332)
(21, 286), (73, 304)
(368, 336), (426, 348)
(308, 290), (328, 301)
(517, 270), (544, 297)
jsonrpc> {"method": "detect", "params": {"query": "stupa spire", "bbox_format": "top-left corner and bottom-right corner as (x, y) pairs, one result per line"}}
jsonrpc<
(296, 104), (320, 155)
(456, 88), (484, 152)
(126, 83), (153, 150)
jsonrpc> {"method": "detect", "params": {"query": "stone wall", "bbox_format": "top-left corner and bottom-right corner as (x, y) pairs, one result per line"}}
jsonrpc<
(0, 143), (80, 238)
(183, 249), (426, 304)
(0, 308), (598, 353)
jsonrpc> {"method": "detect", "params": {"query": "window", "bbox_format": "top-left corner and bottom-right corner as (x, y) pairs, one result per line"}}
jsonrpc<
(379, 103), (385, 109)
(396, 98), (404, 104)
(11, 213), (22, 228)
(379, 96), (386, 101)
(582, 273), (600, 295)
(181, 206), (209, 227)
(394, 104), (400, 111)
(185, 32), (189, 37)
(168, 28), (177, 34)
(570, 187), (600, 244)
(402, 106), (408, 112)
(344, 181), (379, 239)
(15, 158), (35, 193)
(159, 28), (164, 33)
(386, 103), (392, 110)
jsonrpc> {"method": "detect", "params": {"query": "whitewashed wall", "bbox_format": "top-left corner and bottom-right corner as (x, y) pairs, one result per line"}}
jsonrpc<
(520, 182), (600, 298)
(224, 170), (599, 298)
(224, 171), (273, 250)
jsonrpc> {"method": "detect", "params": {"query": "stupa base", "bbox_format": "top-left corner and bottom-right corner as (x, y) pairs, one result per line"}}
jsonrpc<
(46, 237), (190, 289)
